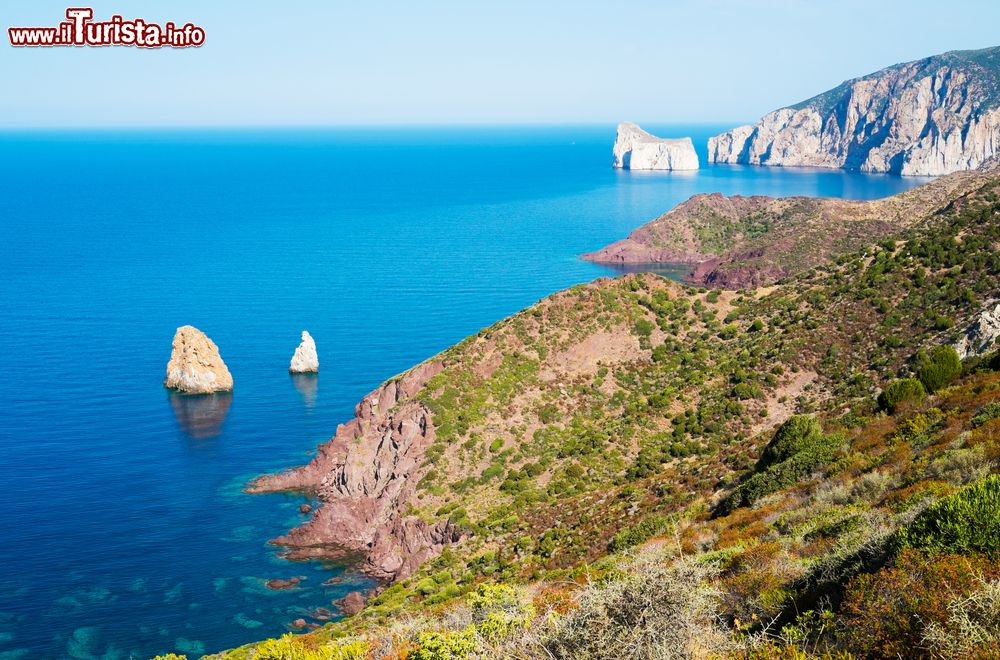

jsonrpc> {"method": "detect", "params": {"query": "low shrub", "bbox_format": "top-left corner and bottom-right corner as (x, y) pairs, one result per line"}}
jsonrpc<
(608, 513), (674, 552)
(409, 629), (477, 660)
(253, 634), (369, 660)
(722, 417), (841, 513)
(545, 552), (732, 659)
(840, 550), (1000, 659)
(922, 577), (1000, 658)
(896, 474), (1000, 555)
(916, 345), (962, 393)
(877, 378), (926, 413)
(972, 401), (1000, 427)
(757, 415), (823, 470)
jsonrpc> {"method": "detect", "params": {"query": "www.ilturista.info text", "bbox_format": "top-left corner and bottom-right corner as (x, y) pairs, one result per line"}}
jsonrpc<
(8, 8), (205, 48)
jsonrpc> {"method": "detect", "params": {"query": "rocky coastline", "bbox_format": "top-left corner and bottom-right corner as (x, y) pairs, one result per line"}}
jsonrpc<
(707, 46), (1000, 175)
(247, 360), (462, 582)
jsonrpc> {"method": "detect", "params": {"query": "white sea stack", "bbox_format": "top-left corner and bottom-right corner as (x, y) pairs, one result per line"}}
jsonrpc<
(164, 325), (234, 394)
(612, 122), (699, 171)
(289, 331), (319, 373)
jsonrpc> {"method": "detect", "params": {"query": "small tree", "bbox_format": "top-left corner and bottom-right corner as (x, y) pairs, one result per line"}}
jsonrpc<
(877, 378), (926, 413)
(916, 345), (962, 393)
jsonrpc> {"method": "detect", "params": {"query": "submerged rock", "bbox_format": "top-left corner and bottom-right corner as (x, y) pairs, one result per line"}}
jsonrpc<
(289, 330), (319, 373)
(164, 326), (233, 394)
(264, 576), (304, 591)
(337, 591), (367, 616)
(612, 121), (699, 171)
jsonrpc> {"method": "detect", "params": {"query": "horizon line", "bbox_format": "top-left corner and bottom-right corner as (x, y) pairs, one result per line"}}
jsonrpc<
(0, 120), (749, 132)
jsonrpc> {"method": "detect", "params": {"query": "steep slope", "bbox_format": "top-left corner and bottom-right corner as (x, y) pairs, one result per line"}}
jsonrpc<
(708, 46), (1000, 175)
(583, 169), (994, 288)
(209, 157), (1000, 660)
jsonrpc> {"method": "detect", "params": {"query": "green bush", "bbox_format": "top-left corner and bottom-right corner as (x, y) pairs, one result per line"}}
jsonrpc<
(608, 514), (674, 552)
(410, 629), (477, 660)
(877, 378), (926, 413)
(633, 319), (654, 338)
(722, 417), (840, 513)
(896, 474), (1000, 555)
(916, 345), (962, 393)
(757, 415), (823, 469)
(972, 401), (1000, 427)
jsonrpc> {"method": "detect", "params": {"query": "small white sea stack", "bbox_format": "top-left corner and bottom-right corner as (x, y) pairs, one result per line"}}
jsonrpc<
(289, 331), (319, 373)
(612, 121), (699, 171)
(164, 325), (234, 394)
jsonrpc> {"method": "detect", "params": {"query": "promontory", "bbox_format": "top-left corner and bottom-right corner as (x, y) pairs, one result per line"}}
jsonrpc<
(708, 45), (1000, 175)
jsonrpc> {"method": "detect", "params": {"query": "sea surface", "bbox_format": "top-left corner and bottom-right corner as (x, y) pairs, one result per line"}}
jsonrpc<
(0, 125), (930, 658)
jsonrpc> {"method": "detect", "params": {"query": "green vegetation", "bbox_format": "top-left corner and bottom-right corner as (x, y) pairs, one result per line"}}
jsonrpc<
(916, 345), (962, 392)
(877, 378), (926, 413)
(210, 174), (1000, 660)
(897, 475), (1000, 555)
(721, 417), (842, 513)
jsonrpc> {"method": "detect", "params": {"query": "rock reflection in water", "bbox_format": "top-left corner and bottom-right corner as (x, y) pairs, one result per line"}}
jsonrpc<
(290, 373), (318, 408)
(168, 392), (233, 439)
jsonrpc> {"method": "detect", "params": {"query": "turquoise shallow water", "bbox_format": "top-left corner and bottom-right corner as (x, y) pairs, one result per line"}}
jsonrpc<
(0, 126), (929, 658)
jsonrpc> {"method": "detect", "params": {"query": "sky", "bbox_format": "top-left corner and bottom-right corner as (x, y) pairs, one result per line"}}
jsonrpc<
(2, 0), (999, 127)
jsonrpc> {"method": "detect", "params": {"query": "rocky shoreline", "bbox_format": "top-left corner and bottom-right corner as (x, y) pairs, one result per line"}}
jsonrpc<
(247, 360), (462, 582)
(707, 46), (1000, 176)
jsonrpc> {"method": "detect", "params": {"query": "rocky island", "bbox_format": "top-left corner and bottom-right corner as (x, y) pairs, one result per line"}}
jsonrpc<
(612, 121), (699, 170)
(708, 45), (1000, 175)
(289, 330), (319, 373)
(163, 325), (233, 394)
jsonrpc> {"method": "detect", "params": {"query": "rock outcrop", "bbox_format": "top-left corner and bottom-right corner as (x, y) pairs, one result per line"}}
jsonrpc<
(164, 326), (233, 394)
(953, 301), (1000, 358)
(613, 122), (699, 170)
(708, 46), (1000, 175)
(289, 331), (319, 373)
(248, 360), (461, 581)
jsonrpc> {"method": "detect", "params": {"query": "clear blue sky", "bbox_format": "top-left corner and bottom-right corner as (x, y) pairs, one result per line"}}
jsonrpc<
(3, 0), (999, 127)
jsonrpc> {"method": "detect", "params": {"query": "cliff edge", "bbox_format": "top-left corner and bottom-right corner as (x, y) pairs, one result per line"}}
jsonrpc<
(708, 46), (1000, 175)
(613, 121), (699, 171)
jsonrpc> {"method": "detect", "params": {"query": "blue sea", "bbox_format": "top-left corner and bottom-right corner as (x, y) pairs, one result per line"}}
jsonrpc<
(0, 125), (929, 658)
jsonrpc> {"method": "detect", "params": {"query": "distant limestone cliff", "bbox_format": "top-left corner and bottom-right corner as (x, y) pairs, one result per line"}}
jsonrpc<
(613, 121), (699, 170)
(709, 46), (1000, 175)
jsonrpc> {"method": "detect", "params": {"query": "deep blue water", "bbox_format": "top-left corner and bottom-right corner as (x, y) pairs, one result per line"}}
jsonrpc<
(0, 126), (930, 659)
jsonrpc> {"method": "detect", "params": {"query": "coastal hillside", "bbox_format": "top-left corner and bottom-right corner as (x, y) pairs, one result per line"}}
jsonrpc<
(583, 169), (991, 288)
(708, 46), (1000, 175)
(199, 171), (1000, 659)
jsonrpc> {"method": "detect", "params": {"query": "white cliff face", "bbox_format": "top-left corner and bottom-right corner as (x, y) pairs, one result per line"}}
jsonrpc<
(709, 47), (1000, 176)
(953, 301), (1000, 359)
(289, 330), (319, 373)
(613, 122), (699, 171)
(164, 325), (234, 394)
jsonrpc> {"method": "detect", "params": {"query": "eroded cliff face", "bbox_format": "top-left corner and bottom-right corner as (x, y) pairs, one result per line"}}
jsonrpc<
(709, 46), (1000, 175)
(248, 360), (460, 581)
(613, 121), (699, 170)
